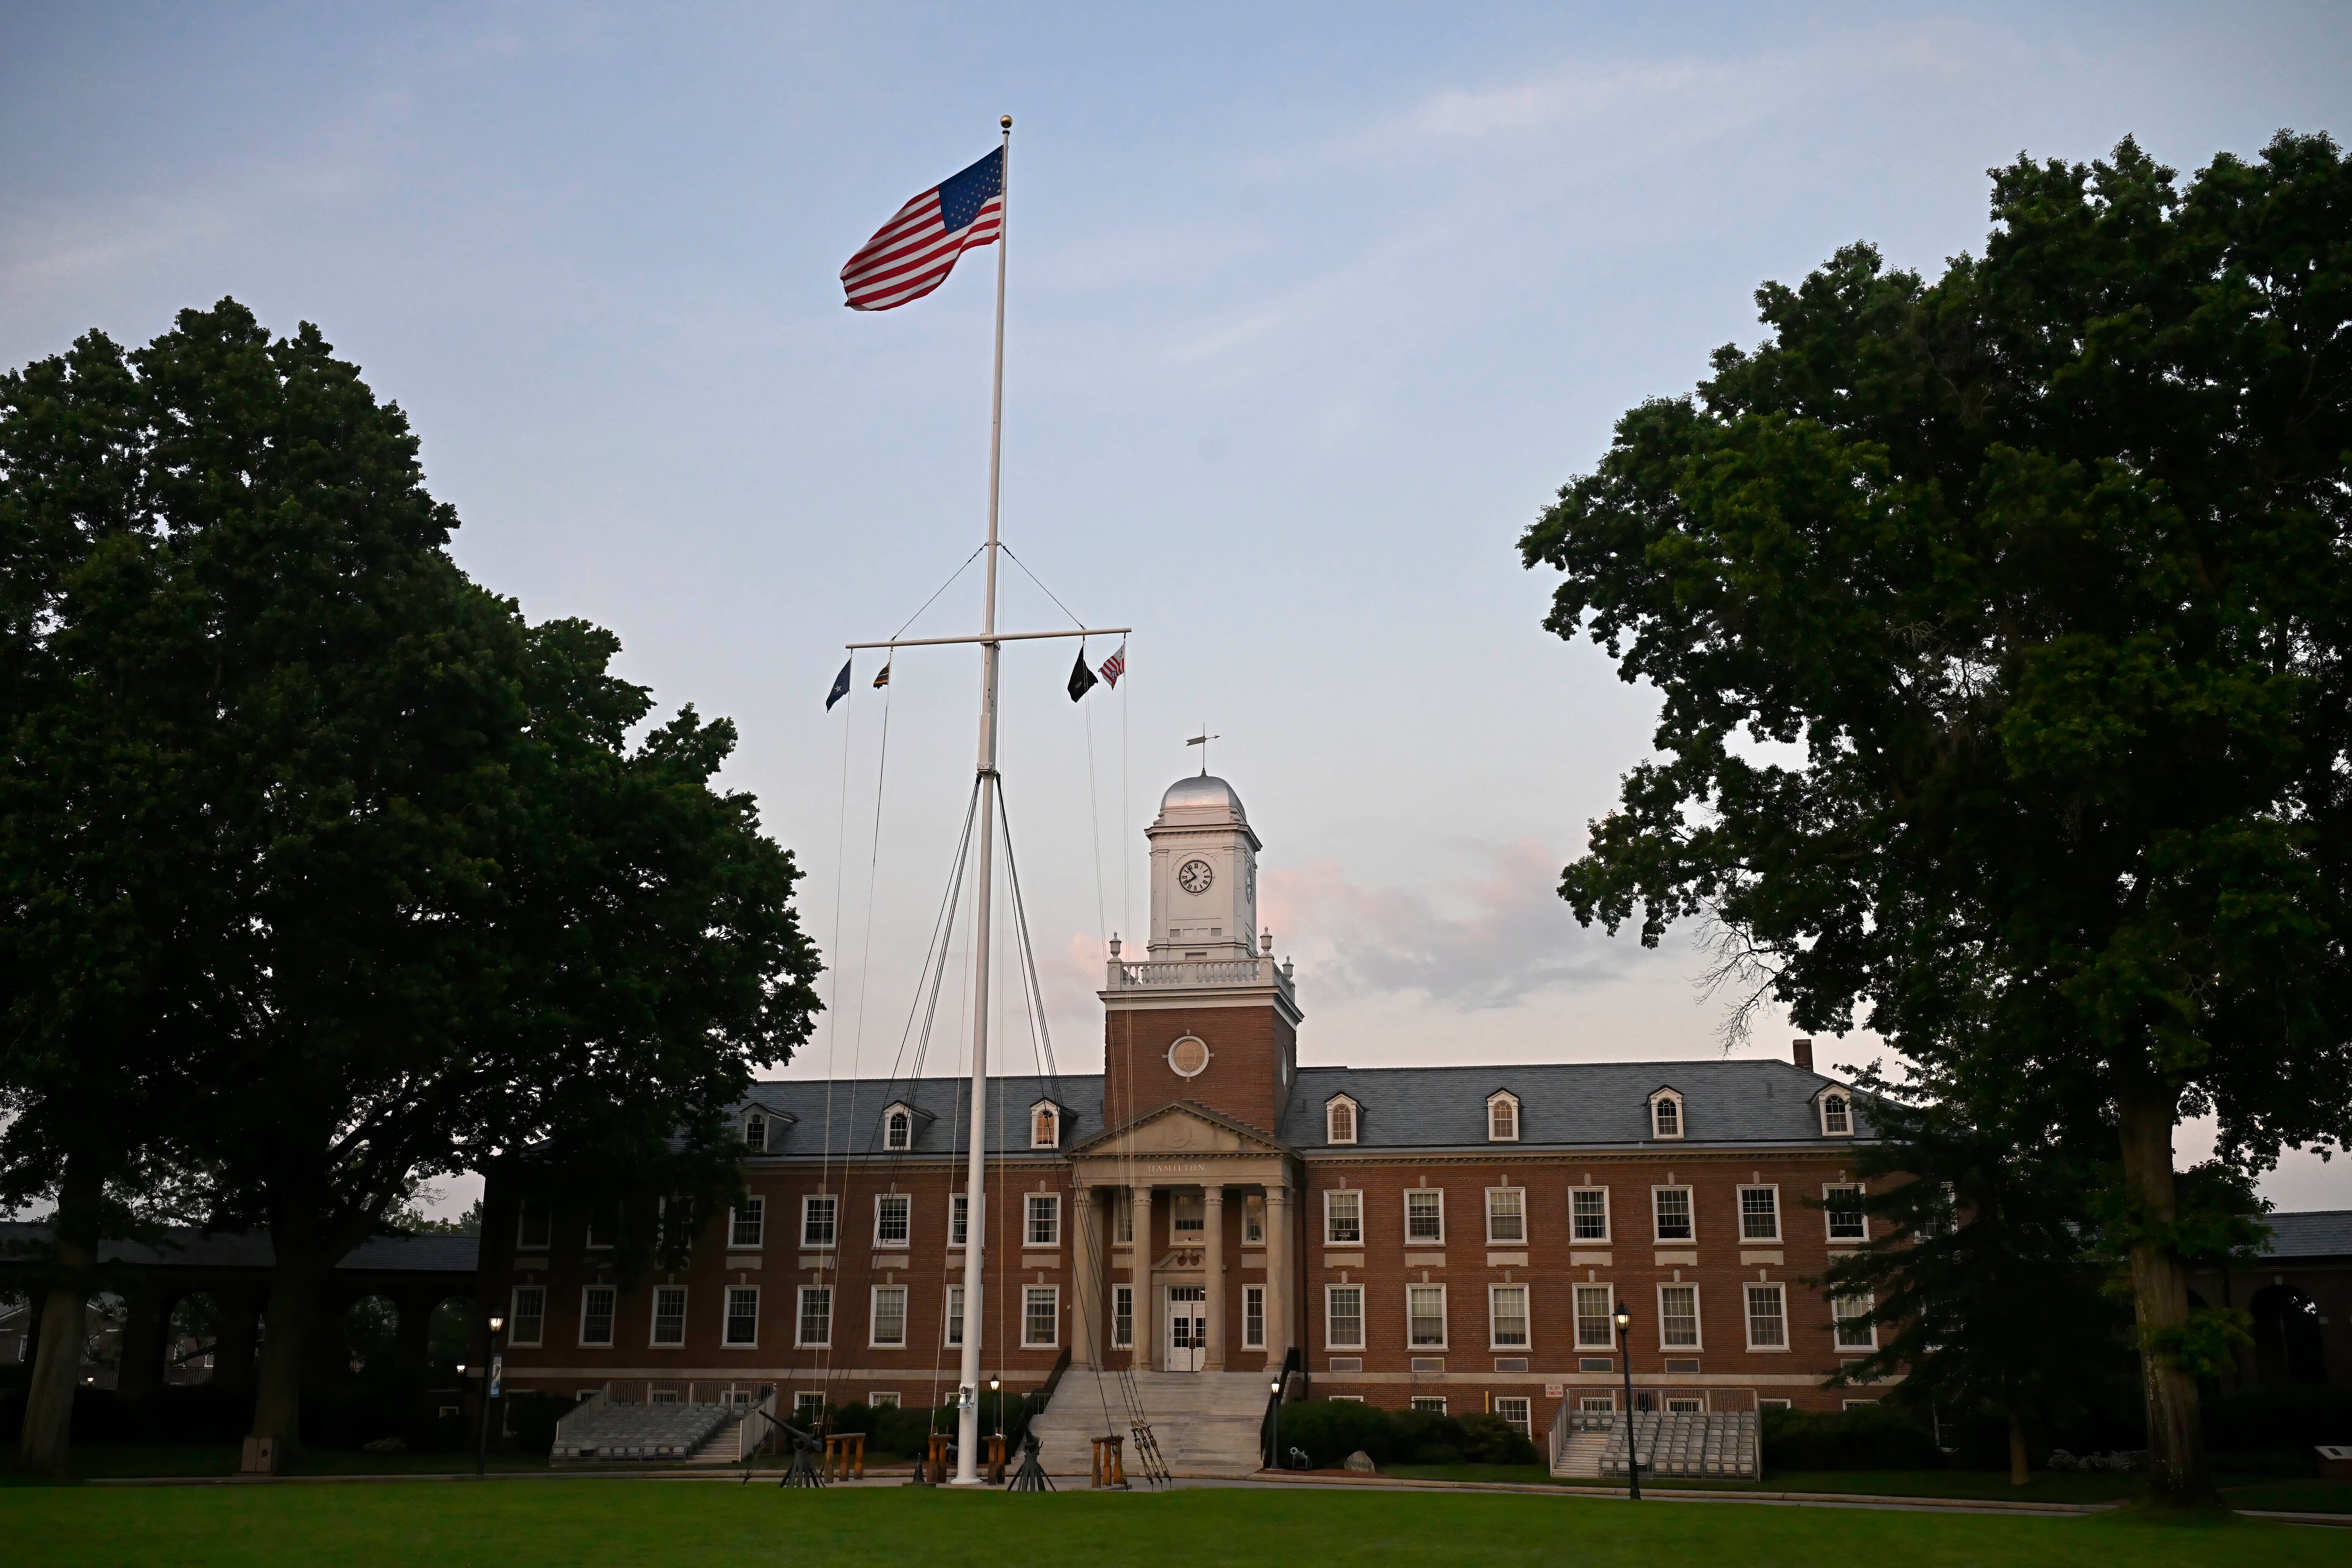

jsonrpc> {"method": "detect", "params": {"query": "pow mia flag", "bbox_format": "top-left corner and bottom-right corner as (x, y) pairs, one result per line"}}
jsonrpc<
(1066, 646), (1099, 702)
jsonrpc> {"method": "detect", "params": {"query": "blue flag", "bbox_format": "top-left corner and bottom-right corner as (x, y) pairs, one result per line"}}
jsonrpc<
(825, 658), (852, 711)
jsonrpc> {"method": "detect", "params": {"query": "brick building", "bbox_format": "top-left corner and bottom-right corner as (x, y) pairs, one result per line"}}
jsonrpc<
(487, 771), (1885, 1446)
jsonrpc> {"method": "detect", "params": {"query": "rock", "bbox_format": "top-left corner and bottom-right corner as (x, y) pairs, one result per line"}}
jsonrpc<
(362, 1435), (409, 1454)
(1344, 1450), (1377, 1474)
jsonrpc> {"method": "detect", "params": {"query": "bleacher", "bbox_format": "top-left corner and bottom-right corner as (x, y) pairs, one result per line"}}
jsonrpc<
(551, 1396), (738, 1464)
(1593, 1410), (1759, 1481)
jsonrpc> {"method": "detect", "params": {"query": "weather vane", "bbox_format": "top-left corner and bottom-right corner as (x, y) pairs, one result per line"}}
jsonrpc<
(1186, 730), (1219, 775)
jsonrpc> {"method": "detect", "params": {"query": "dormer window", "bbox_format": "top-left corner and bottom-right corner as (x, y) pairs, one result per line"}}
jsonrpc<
(1326, 1095), (1358, 1145)
(1820, 1090), (1853, 1137)
(884, 1106), (912, 1151)
(1031, 1102), (1060, 1149)
(744, 1111), (768, 1152)
(1649, 1088), (1685, 1141)
(1486, 1091), (1520, 1143)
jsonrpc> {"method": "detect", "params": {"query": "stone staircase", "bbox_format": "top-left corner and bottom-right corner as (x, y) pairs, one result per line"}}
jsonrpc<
(1555, 1423), (1612, 1478)
(1026, 1369), (1272, 1478)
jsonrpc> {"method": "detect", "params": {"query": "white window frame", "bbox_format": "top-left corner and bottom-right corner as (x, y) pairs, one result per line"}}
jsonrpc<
(1737, 1184), (1781, 1244)
(1113, 1192), (1132, 1245)
(1112, 1284), (1134, 1348)
(583, 1213), (615, 1250)
(1021, 1285), (1060, 1348)
(793, 1391), (825, 1426)
(508, 1285), (546, 1348)
(1411, 1395), (1449, 1414)
(730, 1196), (765, 1250)
(949, 1192), (969, 1249)
(1652, 1185), (1696, 1242)
(1243, 1194), (1265, 1246)
(1834, 1290), (1877, 1351)
(1170, 1190), (1204, 1240)
(1758, 1398), (1792, 1410)
(1030, 1101), (1060, 1149)
(1494, 1396), (1532, 1436)
(873, 1192), (911, 1249)
(1406, 1283), (1448, 1350)
(1579, 1394), (1617, 1413)
(801, 1194), (838, 1250)
(1404, 1187), (1445, 1246)
(1487, 1283), (1530, 1350)
(1824, 1183), (1868, 1243)
(869, 1391), (901, 1410)
(1325, 1285), (1366, 1350)
(795, 1286), (832, 1348)
(722, 1285), (759, 1348)
(1326, 1095), (1359, 1145)
(743, 1110), (768, 1152)
(1324, 1189), (1363, 1246)
(1745, 1282), (1789, 1351)
(1243, 1285), (1266, 1349)
(1649, 1089), (1685, 1140)
(944, 1285), (964, 1348)
(578, 1285), (616, 1348)
(1571, 1186), (1611, 1244)
(1657, 1282), (1703, 1351)
(869, 1284), (908, 1349)
(1819, 1090), (1854, 1137)
(883, 1106), (913, 1151)
(1486, 1091), (1521, 1143)
(1025, 1192), (1062, 1248)
(1484, 1187), (1526, 1245)
(650, 1285), (687, 1347)
(1573, 1283), (1616, 1350)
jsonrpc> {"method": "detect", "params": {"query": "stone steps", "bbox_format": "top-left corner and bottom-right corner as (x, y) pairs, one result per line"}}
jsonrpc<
(1027, 1369), (1272, 1478)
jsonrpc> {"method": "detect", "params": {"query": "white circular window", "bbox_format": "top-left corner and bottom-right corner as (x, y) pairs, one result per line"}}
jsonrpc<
(1168, 1035), (1211, 1078)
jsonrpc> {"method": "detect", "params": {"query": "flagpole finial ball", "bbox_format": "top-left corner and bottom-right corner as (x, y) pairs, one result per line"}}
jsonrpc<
(1001, 115), (1012, 129)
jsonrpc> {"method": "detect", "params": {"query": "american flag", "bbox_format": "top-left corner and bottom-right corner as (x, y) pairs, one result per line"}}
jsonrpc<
(839, 148), (1004, 311)
(1098, 642), (1126, 688)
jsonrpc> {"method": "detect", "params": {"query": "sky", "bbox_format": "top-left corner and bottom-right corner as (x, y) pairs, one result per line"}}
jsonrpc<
(7, 2), (2351, 1212)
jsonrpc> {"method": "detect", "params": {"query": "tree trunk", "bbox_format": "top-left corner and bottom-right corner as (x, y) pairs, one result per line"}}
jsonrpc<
(16, 1157), (102, 1478)
(2007, 1412), (2030, 1486)
(2117, 1075), (2211, 1503)
(249, 1252), (324, 1453)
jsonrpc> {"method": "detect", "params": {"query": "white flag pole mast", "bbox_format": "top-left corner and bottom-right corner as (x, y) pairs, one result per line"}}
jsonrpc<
(951, 112), (1013, 1487)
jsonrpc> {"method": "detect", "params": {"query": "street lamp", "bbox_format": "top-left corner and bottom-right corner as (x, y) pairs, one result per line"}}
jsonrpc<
(1614, 1302), (1641, 1502)
(476, 1314), (506, 1479)
(1269, 1379), (1283, 1473)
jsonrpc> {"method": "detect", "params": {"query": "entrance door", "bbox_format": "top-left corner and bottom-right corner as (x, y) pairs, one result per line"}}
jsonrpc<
(1165, 1286), (1207, 1371)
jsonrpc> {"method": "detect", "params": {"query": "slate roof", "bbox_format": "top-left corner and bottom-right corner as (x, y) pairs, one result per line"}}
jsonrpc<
(2259, 1209), (2352, 1260)
(0, 1224), (477, 1273)
(1276, 1059), (1871, 1151)
(737, 1073), (1107, 1157)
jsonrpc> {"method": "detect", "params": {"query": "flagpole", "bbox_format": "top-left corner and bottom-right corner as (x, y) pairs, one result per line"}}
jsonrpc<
(952, 112), (1012, 1487)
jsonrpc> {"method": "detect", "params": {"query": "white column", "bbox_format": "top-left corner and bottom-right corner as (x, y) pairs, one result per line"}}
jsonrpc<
(1203, 1187), (1226, 1372)
(1131, 1185), (1156, 1371)
(1265, 1185), (1293, 1370)
(1075, 1187), (1105, 1368)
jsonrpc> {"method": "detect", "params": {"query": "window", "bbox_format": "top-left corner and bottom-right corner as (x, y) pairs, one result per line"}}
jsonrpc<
(1571, 1187), (1610, 1242)
(724, 1287), (759, 1347)
(1821, 1091), (1853, 1136)
(1113, 1285), (1133, 1348)
(1326, 1097), (1358, 1144)
(584, 1212), (615, 1250)
(1835, 1291), (1876, 1351)
(651, 1388), (682, 1405)
(1489, 1285), (1530, 1349)
(1739, 1186), (1780, 1242)
(1325, 1286), (1365, 1349)
(796, 1287), (831, 1348)
(1026, 1193), (1062, 1248)
(516, 1200), (551, 1250)
(1405, 1189), (1445, 1244)
(509, 1286), (545, 1347)
(1650, 1090), (1684, 1140)
(1407, 1285), (1448, 1348)
(1745, 1284), (1787, 1349)
(869, 1391), (901, 1410)
(1653, 1187), (1694, 1242)
(802, 1194), (838, 1249)
(1031, 1103), (1059, 1149)
(657, 1195), (695, 1252)
(874, 1194), (910, 1247)
(1244, 1286), (1266, 1348)
(871, 1286), (907, 1348)
(1486, 1189), (1525, 1244)
(1023, 1287), (1059, 1348)
(1580, 1395), (1617, 1413)
(651, 1287), (686, 1347)
(1411, 1396), (1448, 1414)
(884, 1109), (911, 1150)
(1487, 1092), (1519, 1142)
(1171, 1192), (1203, 1239)
(1666, 1397), (1705, 1414)
(744, 1111), (768, 1152)
(1758, 1398), (1792, 1410)
(1325, 1190), (1363, 1246)
(1113, 1192), (1132, 1245)
(1659, 1284), (1701, 1349)
(794, 1391), (825, 1426)
(944, 1286), (964, 1347)
(580, 1287), (615, 1347)
(1825, 1184), (1867, 1242)
(730, 1196), (765, 1250)
(1574, 1284), (1616, 1350)
(1494, 1397), (1532, 1436)
(950, 1192), (969, 1248)
(1243, 1195), (1265, 1245)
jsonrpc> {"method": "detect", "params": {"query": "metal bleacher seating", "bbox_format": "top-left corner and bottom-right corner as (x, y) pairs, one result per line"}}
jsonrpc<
(551, 1397), (737, 1464)
(1590, 1409), (1759, 1481)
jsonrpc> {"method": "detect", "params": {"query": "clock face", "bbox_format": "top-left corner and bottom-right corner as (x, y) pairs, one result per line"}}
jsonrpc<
(1177, 858), (1215, 895)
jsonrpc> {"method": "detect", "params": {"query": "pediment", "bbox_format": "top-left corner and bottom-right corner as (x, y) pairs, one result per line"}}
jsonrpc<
(1068, 1099), (1290, 1160)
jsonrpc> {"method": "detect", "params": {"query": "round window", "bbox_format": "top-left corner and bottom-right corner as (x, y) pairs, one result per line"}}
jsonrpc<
(1168, 1035), (1211, 1078)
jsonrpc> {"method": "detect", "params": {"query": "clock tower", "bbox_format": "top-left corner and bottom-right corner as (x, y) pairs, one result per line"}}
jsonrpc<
(1146, 773), (1259, 959)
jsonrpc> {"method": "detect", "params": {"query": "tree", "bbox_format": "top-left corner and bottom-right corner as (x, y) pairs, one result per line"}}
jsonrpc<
(1518, 132), (2352, 1500)
(2, 300), (823, 1459)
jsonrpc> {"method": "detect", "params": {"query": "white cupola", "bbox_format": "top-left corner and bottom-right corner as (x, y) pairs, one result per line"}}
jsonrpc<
(1145, 773), (1261, 960)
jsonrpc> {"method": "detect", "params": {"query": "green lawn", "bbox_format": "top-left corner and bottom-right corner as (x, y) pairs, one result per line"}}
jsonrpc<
(1384, 1462), (2350, 1512)
(0, 1445), (553, 1485)
(1, 1481), (2343, 1568)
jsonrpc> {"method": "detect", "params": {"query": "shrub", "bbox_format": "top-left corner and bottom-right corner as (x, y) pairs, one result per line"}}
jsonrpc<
(1760, 1404), (1944, 1471)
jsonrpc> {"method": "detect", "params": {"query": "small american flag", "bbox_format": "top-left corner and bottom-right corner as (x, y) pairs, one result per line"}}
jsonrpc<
(839, 148), (1004, 312)
(1098, 642), (1126, 688)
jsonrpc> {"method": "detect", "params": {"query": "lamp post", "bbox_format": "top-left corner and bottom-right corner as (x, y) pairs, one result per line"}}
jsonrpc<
(475, 1314), (506, 1478)
(1269, 1379), (1282, 1472)
(1613, 1301), (1641, 1502)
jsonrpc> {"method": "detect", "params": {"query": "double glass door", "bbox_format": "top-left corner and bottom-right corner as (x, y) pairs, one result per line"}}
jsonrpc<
(1165, 1285), (1208, 1371)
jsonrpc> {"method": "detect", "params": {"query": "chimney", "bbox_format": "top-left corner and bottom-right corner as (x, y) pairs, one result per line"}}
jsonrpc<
(1791, 1038), (1814, 1071)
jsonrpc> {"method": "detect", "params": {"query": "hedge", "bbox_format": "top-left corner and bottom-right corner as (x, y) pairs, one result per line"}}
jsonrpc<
(1268, 1400), (1539, 1470)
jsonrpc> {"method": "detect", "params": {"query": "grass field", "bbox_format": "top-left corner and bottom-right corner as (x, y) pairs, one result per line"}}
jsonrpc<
(1384, 1461), (2352, 1512)
(1, 1481), (2343, 1568)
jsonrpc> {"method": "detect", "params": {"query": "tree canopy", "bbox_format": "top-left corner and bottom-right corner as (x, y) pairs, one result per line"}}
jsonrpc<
(1519, 131), (2352, 1499)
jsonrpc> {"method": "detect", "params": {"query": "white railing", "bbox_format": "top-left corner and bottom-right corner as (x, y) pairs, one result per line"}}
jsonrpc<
(1106, 958), (1295, 998)
(1549, 1397), (1573, 1472)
